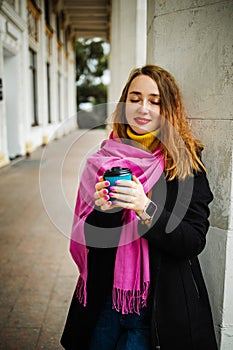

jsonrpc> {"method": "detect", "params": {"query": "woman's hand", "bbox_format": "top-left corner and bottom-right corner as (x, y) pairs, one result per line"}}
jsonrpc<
(108, 175), (148, 215)
(94, 176), (113, 211)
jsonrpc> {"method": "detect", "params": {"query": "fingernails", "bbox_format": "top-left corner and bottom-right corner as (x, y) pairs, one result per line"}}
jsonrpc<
(113, 200), (118, 205)
(105, 181), (110, 186)
(115, 180), (120, 185)
(104, 195), (109, 200)
(103, 189), (108, 195)
(107, 201), (112, 206)
(109, 192), (115, 197)
(110, 186), (115, 191)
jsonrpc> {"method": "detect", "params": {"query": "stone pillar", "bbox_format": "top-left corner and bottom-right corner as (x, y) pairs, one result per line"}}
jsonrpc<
(109, 0), (147, 105)
(147, 0), (233, 348)
(37, 1), (48, 132)
(0, 30), (10, 167)
(0, 0), (27, 160)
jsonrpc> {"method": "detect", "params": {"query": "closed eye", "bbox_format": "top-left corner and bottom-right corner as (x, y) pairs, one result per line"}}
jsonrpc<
(151, 101), (160, 105)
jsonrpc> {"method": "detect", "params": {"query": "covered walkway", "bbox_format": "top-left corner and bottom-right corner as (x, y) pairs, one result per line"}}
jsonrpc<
(0, 129), (106, 349)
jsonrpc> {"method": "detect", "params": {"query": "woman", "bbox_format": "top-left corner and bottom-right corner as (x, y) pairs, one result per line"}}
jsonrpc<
(61, 65), (218, 350)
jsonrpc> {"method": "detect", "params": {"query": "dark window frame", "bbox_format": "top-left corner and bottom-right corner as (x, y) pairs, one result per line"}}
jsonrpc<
(47, 62), (51, 123)
(29, 48), (38, 127)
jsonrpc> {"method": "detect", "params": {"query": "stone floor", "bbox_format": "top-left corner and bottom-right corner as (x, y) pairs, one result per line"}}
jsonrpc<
(0, 129), (107, 349)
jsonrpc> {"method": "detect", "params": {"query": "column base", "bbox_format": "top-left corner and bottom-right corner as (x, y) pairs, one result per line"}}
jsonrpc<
(0, 151), (10, 168)
(25, 141), (35, 156)
(42, 135), (49, 146)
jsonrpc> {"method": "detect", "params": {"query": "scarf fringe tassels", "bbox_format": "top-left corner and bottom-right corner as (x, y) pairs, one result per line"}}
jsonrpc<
(75, 276), (87, 307)
(76, 276), (150, 315)
(112, 281), (150, 315)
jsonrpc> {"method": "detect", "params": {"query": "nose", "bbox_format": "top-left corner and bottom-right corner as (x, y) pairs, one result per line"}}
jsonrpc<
(138, 100), (149, 114)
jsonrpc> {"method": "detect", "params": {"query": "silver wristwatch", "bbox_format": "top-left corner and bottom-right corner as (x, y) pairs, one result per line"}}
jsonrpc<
(138, 199), (157, 222)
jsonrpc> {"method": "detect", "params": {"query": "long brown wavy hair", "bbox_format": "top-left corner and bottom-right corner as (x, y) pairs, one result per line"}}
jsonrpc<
(112, 65), (206, 180)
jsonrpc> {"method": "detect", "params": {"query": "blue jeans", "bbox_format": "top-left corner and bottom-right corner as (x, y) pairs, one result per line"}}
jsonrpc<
(89, 296), (151, 350)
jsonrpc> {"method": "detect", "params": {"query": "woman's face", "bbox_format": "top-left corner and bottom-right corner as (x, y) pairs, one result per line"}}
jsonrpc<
(125, 75), (161, 134)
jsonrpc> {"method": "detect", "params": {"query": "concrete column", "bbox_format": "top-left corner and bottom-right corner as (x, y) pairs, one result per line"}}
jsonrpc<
(109, 0), (147, 105)
(67, 44), (76, 120)
(147, 0), (233, 348)
(20, 0), (33, 155)
(50, 12), (59, 125)
(37, 3), (47, 128)
(0, 1), (27, 159)
(0, 31), (10, 167)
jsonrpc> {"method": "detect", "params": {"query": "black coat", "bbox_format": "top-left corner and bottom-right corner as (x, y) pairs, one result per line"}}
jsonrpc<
(61, 170), (218, 350)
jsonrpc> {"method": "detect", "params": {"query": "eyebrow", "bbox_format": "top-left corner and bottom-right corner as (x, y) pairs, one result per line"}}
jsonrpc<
(129, 91), (160, 97)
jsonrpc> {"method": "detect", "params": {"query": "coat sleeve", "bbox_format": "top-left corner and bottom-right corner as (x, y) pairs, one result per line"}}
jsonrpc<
(143, 170), (214, 259)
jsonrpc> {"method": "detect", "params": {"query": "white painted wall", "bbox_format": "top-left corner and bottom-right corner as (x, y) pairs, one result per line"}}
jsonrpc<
(147, 0), (233, 348)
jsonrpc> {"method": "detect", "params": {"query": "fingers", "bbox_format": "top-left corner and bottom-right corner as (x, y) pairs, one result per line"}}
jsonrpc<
(94, 187), (109, 200)
(109, 191), (135, 203)
(109, 185), (135, 196)
(109, 176), (148, 212)
(114, 179), (137, 188)
(94, 176), (112, 210)
(95, 197), (112, 210)
(95, 177), (110, 192)
(132, 175), (141, 184)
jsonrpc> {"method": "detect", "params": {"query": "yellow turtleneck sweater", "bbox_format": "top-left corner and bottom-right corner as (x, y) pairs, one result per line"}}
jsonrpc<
(126, 127), (161, 152)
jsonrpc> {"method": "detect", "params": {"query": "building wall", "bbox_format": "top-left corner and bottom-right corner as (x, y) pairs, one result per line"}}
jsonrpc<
(147, 0), (233, 348)
(0, 0), (77, 166)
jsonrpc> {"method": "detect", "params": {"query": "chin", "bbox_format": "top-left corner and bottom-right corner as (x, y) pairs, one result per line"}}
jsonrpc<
(131, 126), (150, 135)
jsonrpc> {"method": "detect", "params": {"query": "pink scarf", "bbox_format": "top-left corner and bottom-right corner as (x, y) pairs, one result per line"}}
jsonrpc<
(70, 135), (164, 314)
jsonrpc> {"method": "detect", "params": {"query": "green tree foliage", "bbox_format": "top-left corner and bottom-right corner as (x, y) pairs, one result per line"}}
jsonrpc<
(78, 83), (107, 105)
(76, 38), (109, 106)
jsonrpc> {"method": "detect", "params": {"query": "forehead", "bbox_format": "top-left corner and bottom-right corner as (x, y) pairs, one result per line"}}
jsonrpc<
(128, 75), (159, 94)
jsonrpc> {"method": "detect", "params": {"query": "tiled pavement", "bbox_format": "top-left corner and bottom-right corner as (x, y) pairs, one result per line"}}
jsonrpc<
(0, 129), (107, 349)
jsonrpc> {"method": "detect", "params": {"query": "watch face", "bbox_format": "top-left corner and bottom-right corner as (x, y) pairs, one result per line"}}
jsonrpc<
(146, 201), (157, 217)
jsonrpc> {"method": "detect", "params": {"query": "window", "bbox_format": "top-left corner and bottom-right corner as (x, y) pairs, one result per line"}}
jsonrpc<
(29, 48), (38, 126)
(47, 63), (51, 123)
(58, 72), (61, 122)
(44, 0), (51, 26)
(56, 12), (61, 42)
(27, 0), (41, 42)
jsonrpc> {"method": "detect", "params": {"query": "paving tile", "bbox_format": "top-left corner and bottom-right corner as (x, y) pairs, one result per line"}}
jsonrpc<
(36, 330), (63, 350)
(7, 293), (49, 328)
(0, 305), (13, 327)
(41, 305), (68, 334)
(1, 254), (36, 279)
(0, 274), (27, 308)
(21, 273), (56, 297)
(49, 276), (76, 309)
(57, 253), (77, 277)
(0, 327), (40, 350)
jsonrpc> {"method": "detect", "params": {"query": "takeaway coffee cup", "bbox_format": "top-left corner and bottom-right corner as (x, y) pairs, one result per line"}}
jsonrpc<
(103, 167), (132, 200)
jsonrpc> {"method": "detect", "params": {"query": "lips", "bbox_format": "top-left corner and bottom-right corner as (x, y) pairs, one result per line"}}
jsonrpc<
(134, 117), (151, 126)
